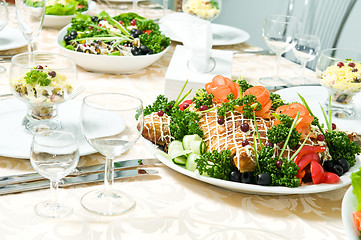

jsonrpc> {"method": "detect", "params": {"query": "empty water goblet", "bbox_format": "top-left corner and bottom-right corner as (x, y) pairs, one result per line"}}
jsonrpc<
(292, 34), (320, 80)
(15, 0), (45, 52)
(261, 15), (299, 85)
(30, 130), (79, 218)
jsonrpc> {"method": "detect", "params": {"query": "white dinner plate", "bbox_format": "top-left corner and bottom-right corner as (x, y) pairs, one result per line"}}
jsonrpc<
(276, 86), (361, 134)
(0, 98), (96, 159)
(43, 1), (97, 28)
(160, 23), (250, 46)
(145, 140), (361, 195)
(0, 26), (27, 51)
(342, 186), (360, 240)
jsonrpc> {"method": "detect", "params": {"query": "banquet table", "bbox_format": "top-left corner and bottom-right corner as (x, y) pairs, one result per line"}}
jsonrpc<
(0, 3), (350, 240)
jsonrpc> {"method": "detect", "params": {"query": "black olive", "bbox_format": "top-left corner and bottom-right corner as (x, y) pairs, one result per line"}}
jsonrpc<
(131, 47), (138, 55)
(332, 164), (344, 176)
(241, 172), (253, 184)
(70, 30), (77, 37)
(147, 49), (153, 54)
(135, 29), (143, 36)
(130, 33), (139, 38)
(91, 16), (99, 22)
(131, 28), (137, 34)
(133, 50), (142, 56)
(63, 35), (71, 43)
(256, 173), (272, 186)
(69, 34), (77, 40)
(139, 45), (149, 54)
(229, 170), (242, 182)
(323, 161), (334, 172)
(337, 158), (350, 172)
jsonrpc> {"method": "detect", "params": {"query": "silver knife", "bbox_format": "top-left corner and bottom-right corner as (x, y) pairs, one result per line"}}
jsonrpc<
(265, 83), (321, 91)
(0, 168), (158, 195)
(0, 158), (160, 186)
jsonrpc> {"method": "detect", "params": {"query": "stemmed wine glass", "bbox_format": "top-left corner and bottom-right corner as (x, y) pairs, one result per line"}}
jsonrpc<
(182, 0), (221, 22)
(0, 0), (8, 73)
(261, 15), (299, 85)
(80, 93), (144, 215)
(15, 0), (45, 52)
(292, 34), (320, 80)
(30, 130), (79, 218)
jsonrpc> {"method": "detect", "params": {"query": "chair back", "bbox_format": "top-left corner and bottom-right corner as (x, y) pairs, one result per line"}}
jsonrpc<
(286, 0), (356, 70)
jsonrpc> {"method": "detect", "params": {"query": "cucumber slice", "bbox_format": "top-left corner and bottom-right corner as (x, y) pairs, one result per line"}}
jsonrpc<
(182, 134), (202, 150)
(190, 140), (207, 155)
(168, 140), (192, 159)
(173, 156), (187, 165)
(185, 153), (200, 172)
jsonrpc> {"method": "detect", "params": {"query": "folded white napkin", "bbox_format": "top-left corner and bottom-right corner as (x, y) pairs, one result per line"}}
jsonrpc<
(160, 13), (213, 73)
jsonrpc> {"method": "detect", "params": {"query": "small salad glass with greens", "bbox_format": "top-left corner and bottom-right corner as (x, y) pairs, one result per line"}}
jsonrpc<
(45, 0), (88, 16)
(60, 11), (171, 56)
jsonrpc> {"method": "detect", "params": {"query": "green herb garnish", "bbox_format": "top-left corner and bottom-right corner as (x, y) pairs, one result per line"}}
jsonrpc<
(195, 150), (233, 180)
(24, 70), (51, 87)
(266, 114), (301, 148)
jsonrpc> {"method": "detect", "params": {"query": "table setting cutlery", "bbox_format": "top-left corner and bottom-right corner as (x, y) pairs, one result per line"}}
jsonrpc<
(0, 168), (159, 195)
(232, 49), (275, 55)
(0, 158), (160, 186)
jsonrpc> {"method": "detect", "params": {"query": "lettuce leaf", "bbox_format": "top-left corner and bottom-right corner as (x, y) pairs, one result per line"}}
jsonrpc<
(45, 1), (78, 15)
(351, 168), (361, 211)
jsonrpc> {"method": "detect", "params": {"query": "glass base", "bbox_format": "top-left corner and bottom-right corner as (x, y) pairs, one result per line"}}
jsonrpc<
(259, 76), (292, 89)
(325, 91), (356, 119)
(34, 201), (73, 218)
(326, 103), (356, 119)
(22, 115), (62, 134)
(81, 189), (135, 216)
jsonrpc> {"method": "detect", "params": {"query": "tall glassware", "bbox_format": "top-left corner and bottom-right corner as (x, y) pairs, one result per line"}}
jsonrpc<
(15, 0), (45, 52)
(80, 93), (144, 215)
(292, 34), (320, 80)
(261, 15), (299, 85)
(0, 0), (8, 73)
(316, 48), (361, 119)
(30, 130), (79, 218)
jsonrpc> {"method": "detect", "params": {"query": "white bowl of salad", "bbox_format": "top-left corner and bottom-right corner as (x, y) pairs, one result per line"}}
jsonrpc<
(43, 0), (96, 28)
(57, 11), (171, 74)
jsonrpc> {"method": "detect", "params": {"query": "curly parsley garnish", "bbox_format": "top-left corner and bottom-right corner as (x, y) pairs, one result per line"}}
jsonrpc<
(269, 92), (286, 110)
(24, 70), (51, 86)
(233, 78), (253, 93)
(267, 114), (301, 148)
(195, 150), (233, 180)
(217, 93), (261, 119)
(169, 108), (203, 140)
(192, 88), (214, 109)
(144, 95), (174, 116)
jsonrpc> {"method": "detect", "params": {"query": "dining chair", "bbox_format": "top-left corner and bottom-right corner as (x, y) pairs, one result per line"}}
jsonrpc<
(286, 0), (357, 70)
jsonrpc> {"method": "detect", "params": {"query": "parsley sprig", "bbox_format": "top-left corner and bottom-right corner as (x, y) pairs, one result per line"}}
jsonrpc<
(217, 93), (261, 119)
(267, 114), (301, 148)
(24, 70), (51, 86)
(195, 150), (233, 180)
(192, 88), (214, 109)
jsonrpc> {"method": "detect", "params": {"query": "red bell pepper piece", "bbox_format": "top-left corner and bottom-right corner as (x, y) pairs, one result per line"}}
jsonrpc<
(179, 100), (193, 111)
(293, 145), (326, 164)
(297, 153), (320, 174)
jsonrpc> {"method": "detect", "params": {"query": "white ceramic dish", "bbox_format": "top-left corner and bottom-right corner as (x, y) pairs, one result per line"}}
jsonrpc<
(0, 26), (27, 51)
(43, 1), (96, 29)
(0, 98), (96, 159)
(342, 186), (360, 240)
(159, 22), (250, 46)
(276, 86), (361, 134)
(57, 24), (170, 74)
(145, 140), (361, 195)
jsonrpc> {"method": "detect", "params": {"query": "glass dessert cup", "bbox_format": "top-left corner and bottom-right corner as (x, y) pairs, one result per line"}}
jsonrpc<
(9, 52), (78, 133)
(182, 0), (222, 22)
(317, 48), (361, 119)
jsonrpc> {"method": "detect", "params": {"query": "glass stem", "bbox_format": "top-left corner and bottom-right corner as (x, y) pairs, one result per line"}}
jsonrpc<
(27, 40), (34, 52)
(132, 0), (138, 11)
(104, 157), (114, 193)
(299, 61), (307, 78)
(273, 53), (281, 81)
(50, 180), (59, 206)
(163, 0), (168, 16)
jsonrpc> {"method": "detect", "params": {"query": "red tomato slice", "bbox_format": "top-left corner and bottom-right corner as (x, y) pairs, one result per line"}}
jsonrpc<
(321, 172), (340, 184)
(353, 211), (361, 234)
(310, 160), (324, 184)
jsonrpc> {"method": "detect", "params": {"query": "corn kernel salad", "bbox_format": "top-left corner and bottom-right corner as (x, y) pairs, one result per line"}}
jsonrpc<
(183, 0), (220, 21)
(10, 65), (73, 105)
(321, 61), (361, 93)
